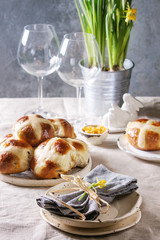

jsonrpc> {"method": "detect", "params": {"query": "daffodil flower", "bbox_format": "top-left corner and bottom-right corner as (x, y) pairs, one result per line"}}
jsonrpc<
(78, 177), (106, 201)
(94, 177), (106, 188)
(125, 3), (137, 24)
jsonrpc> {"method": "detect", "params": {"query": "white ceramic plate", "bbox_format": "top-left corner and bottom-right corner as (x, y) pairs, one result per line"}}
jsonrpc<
(43, 181), (142, 228)
(40, 209), (141, 236)
(117, 134), (160, 163)
(0, 157), (92, 187)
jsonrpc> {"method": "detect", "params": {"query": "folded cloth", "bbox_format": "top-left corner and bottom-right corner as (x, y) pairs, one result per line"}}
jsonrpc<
(36, 164), (138, 220)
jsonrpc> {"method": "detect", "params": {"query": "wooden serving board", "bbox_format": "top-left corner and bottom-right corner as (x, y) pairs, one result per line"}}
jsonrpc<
(0, 157), (92, 187)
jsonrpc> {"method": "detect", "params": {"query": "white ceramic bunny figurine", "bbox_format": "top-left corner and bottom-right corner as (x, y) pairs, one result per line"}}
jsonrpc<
(121, 93), (144, 120)
(102, 93), (144, 129)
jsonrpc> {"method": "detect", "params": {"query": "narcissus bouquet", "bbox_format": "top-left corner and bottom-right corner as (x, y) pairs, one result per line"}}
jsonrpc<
(75, 0), (136, 71)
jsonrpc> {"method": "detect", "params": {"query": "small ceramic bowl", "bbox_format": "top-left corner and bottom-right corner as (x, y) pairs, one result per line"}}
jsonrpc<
(80, 125), (108, 145)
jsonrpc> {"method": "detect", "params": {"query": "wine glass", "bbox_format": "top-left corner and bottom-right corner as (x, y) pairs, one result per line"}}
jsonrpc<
(17, 24), (59, 117)
(57, 32), (102, 126)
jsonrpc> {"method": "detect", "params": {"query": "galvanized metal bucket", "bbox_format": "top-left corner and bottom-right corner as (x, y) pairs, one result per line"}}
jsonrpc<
(84, 59), (134, 117)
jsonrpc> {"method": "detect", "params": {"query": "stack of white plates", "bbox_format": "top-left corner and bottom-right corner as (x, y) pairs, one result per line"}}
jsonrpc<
(40, 182), (142, 236)
(117, 134), (160, 163)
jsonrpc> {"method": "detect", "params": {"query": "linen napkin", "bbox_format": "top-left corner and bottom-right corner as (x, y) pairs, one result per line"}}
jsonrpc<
(36, 164), (138, 220)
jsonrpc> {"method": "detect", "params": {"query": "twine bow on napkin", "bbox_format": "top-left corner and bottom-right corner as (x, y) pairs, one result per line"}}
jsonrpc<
(36, 164), (138, 220)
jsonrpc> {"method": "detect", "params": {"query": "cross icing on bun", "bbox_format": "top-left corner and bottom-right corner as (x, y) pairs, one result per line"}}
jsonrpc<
(126, 119), (160, 151)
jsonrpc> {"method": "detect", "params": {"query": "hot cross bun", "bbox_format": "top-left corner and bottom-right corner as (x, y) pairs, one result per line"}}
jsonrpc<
(31, 138), (89, 179)
(126, 119), (160, 150)
(0, 134), (33, 174)
(12, 114), (76, 147)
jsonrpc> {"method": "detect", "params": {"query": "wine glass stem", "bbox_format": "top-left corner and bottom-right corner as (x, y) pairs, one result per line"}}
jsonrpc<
(37, 76), (44, 111)
(76, 86), (83, 120)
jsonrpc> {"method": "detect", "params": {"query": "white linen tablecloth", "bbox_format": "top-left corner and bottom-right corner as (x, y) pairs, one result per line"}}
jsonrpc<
(0, 97), (160, 240)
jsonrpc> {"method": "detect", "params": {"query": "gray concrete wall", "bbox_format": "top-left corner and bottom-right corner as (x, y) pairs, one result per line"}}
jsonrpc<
(0, 0), (159, 98)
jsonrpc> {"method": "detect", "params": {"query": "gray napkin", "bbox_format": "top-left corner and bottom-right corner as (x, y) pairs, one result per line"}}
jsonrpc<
(36, 164), (138, 220)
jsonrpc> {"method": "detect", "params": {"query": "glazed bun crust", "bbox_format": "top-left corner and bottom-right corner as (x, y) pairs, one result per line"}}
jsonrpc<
(126, 119), (160, 151)
(0, 134), (33, 174)
(31, 138), (89, 179)
(12, 115), (76, 147)
(49, 118), (76, 139)
(12, 115), (55, 147)
(65, 138), (89, 168)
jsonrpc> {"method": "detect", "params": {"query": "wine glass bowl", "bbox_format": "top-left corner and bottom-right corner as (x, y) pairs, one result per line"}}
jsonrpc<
(17, 24), (59, 117)
(57, 32), (102, 125)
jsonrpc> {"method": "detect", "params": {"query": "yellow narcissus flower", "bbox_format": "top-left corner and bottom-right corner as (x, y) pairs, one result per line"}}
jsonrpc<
(95, 177), (106, 189)
(125, 3), (137, 24)
(78, 177), (106, 201)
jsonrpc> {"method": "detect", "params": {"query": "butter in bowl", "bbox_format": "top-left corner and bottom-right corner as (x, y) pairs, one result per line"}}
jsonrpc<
(80, 125), (108, 145)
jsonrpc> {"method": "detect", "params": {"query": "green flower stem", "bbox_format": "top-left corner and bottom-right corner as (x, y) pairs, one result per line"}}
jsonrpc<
(78, 183), (97, 201)
(101, 3), (106, 67)
(106, 0), (113, 70)
(75, 0), (85, 33)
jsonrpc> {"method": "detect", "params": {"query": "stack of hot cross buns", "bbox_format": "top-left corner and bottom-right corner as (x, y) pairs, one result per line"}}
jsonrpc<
(0, 114), (89, 179)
